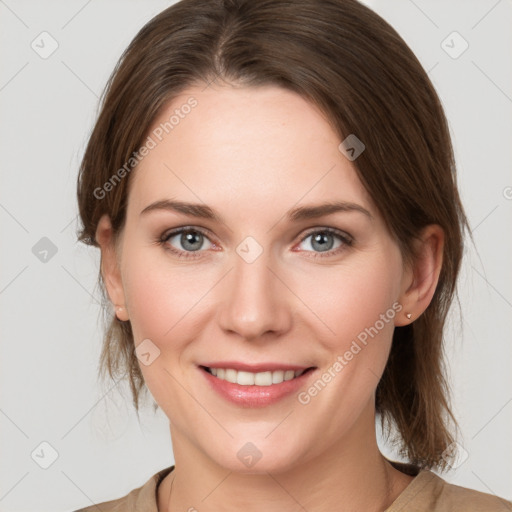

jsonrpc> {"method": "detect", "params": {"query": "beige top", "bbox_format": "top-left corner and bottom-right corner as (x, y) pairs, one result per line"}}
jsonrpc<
(73, 460), (511, 512)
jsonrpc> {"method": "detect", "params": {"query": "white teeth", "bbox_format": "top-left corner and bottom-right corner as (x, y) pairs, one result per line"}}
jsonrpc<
(284, 370), (295, 381)
(206, 367), (307, 386)
(237, 371), (255, 385)
(272, 370), (284, 384)
(225, 368), (237, 384)
(255, 371), (272, 386)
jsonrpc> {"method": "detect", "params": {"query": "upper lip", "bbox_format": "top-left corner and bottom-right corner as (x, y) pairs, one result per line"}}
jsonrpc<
(199, 362), (314, 372)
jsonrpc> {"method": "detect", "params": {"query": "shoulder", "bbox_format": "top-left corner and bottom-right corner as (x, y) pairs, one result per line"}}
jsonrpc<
(389, 469), (512, 512)
(71, 484), (143, 512)
(71, 465), (175, 512)
(433, 473), (512, 511)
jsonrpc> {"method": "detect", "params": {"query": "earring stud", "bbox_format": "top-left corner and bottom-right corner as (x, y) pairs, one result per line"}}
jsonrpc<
(406, 313), (412, 319)
(115, 306), (125, 322)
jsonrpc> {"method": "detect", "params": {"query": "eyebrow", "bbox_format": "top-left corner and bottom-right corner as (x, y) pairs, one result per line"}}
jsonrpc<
(139, 199), (373, 222)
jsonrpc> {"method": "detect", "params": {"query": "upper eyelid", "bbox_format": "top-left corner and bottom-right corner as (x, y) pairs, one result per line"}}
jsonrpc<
(162, 225), (216, 242)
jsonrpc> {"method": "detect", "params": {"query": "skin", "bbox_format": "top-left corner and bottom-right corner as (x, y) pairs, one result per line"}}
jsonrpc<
(96, 83), (444, 512)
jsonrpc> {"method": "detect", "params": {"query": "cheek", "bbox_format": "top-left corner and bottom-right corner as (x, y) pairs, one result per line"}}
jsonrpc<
(121, 246), (214, 343)
(120, 247), (221, 405)
(290, 254), (403, 437)
(120, 250), (206, 404)
(293, 254), (402, 351)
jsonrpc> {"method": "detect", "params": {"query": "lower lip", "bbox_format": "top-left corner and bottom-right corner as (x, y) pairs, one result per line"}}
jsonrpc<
(199, 366), (316, 408)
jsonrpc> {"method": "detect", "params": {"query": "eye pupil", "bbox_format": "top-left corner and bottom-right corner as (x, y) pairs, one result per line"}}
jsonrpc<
(182, 230), (203, 251)
(312, 232), (334, 252)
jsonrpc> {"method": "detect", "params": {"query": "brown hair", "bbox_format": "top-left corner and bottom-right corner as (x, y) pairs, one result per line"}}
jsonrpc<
(77, 0), (470, 472)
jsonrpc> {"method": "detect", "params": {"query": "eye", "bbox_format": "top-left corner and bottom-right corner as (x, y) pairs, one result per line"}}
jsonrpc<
(159, 227), (214, 258)
(295, 228), (353, 258)
(157, 226), (353, 260)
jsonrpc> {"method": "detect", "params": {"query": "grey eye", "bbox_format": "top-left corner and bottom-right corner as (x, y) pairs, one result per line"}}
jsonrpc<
(299, 231), (345, 253)
(165, 229), (212, 252)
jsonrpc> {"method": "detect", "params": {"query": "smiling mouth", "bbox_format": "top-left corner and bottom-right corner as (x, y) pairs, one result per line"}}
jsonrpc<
(200, 365), (315, 386)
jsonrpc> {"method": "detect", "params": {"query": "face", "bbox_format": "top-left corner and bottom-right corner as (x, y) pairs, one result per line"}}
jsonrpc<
(101, 83), (416, 473)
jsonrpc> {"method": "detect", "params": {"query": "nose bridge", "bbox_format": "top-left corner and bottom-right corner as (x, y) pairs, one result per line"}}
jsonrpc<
(218, 236), (291, 340)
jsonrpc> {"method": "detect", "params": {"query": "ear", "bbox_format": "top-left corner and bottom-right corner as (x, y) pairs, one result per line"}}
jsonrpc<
(395, 224), (444, 326)
(95, 214), (129, 321)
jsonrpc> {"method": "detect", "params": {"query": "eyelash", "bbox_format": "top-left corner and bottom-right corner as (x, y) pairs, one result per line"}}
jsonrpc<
(157, 226), (353, 260)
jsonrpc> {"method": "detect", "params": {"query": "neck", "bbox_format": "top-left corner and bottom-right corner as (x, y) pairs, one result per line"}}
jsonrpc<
(158, 402), (414, 512)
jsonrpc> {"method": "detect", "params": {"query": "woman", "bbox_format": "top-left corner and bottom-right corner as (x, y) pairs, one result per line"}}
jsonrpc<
(73, 0), (511, 510)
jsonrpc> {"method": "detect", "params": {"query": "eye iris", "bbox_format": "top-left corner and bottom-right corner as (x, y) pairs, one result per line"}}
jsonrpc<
(312, 232), (334, 252)
(181, 230), (203, 251)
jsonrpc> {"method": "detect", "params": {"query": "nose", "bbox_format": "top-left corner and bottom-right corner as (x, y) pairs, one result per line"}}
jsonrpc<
(217, 243), (293, 342)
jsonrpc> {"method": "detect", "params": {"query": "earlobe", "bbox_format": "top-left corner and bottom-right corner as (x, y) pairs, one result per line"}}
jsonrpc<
(395, 224), (444, 326)
(95, 214), (129, 321)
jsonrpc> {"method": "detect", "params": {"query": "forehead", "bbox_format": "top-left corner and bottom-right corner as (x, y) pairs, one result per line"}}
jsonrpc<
(128, 84), (374, 216)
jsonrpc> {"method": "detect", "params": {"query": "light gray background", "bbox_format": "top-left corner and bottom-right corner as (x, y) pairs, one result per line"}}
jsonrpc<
(0, 1), (511, 510)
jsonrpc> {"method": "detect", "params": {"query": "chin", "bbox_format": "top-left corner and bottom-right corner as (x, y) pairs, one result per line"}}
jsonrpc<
(203, 438), (308, 475)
